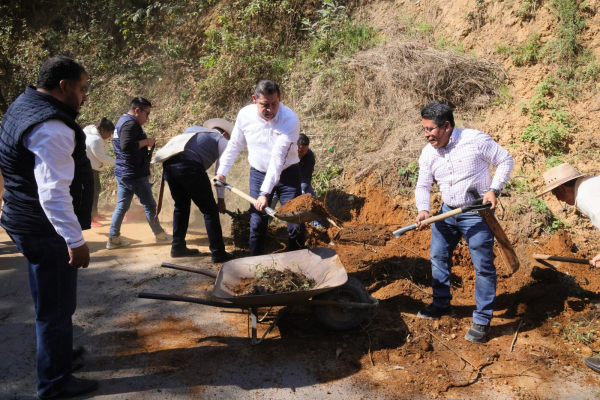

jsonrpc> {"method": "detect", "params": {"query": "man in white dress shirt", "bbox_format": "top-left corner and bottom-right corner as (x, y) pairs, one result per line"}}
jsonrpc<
(0, 56), (98, 398)
(537, 163), (600, 373)
(414, 101), (514, 343)
(213, 80), (305, 255)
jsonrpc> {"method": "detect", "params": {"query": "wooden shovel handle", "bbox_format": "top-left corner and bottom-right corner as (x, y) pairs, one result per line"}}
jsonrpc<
(533, 254), (592, 265)
(421, 208), (463, 224)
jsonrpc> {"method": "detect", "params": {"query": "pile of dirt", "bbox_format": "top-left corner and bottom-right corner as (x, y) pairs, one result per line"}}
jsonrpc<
(232, 265), (316, 296)
(334, 223), (393, 246)
(276, 194), (330, 218)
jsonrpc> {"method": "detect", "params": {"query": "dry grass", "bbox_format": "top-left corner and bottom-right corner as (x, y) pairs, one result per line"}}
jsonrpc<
(299, 41), (506, 193)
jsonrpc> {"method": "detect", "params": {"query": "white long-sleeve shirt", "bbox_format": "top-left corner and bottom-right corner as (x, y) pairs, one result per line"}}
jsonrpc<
(217, 103), (300, 194)
(84, 125), (115, 171)
(24, 119), (85, 248)
(575, 176), (600, 230)
(415, 128), (514, 212)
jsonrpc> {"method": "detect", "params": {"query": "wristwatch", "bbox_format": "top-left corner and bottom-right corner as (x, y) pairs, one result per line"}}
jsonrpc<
(259, 191), (270, 197)
(488, 188), (500, 197)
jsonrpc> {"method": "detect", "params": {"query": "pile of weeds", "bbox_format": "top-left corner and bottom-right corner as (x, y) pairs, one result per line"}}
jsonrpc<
(232, 262), (316, 296)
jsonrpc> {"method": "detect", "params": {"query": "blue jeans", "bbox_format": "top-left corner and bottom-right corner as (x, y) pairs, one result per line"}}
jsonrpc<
(164, 159), (226, 256)
(109, 176), (164, 237)
(430, 203), (496, 325)
(8, 232), (77, 397)
(249, 165), (305, 256)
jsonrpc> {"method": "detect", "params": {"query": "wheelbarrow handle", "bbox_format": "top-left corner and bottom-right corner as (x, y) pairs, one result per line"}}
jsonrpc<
(161, 263), (218, 278)
(138, 292), (241, 308)
(213, 179), (276, 216)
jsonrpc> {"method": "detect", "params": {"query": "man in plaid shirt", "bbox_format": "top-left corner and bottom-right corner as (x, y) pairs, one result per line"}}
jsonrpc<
(414, 101), (514, 343)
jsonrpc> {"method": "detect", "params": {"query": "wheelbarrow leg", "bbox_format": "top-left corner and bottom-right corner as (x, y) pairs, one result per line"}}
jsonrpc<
(250, 307), (287, 346)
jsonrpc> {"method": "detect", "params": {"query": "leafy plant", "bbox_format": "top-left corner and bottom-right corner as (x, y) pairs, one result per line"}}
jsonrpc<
(512, 32), (542, 66)
(313, 164), (341, 197)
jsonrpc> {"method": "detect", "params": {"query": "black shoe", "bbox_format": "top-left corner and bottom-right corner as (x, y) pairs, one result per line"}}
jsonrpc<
(585, 357), (600, 373)
(72, 346), (84, 360)
(416, 304), (454, 319)
(465, 323), (491, 343)
(211, 251), (235, 263)
(39, 377), (99, 399)
(170, 247), (200, 258)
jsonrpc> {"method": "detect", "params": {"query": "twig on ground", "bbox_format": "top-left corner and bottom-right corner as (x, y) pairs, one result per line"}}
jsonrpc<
(366, 330), (375, 367)
(510, 319), (524, 352)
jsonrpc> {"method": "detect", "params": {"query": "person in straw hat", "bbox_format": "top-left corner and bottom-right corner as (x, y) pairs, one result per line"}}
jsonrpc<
(152, 119), (235, 261)
(538, 162), (600, 373)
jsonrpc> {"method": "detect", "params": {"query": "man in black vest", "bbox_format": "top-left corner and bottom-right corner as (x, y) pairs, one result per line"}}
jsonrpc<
(0, 56), (98, 398)
(107, 97), (171, 249)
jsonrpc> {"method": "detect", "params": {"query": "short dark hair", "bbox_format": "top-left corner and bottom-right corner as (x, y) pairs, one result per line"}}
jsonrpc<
(298, 134), (310, 146)
(96, 117), (115, 133)
(421, 101), (455, 128)
(254, 80), (280, 99)
(37, 56), (87, 91)
(129, 97), (152, 111)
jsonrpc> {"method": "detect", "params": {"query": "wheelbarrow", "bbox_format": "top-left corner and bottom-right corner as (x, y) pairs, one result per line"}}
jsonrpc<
(138, 247), (378, 345)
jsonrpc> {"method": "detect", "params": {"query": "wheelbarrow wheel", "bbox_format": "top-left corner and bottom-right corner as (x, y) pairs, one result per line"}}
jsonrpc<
(313, 277), (370, 331)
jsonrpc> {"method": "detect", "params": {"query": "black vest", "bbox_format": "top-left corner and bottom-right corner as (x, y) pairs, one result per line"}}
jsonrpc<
(0, 86), (94, 235)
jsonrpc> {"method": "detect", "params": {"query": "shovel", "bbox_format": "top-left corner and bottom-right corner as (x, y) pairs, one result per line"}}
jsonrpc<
(213, 179), (325, 224)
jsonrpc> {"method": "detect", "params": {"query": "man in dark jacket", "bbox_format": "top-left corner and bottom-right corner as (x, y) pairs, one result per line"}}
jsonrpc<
(0, 56), (98, 398)
(107, 97), (171, 249)
(298, 133), (324, 228)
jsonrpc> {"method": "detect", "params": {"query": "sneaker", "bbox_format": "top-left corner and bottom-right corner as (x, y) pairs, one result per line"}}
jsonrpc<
(171, 247), (200, 258)
(93, 215), (107, 221)
(211, 251), (235, 263)
(107, 236), (131, 249)
(155, 232), (173, 243)
(91, 221), (102, 227)
(417, 303), (455, 319)
(38, 377), (99, 399)
(465, 323), (491, 343)
(584, 357), (600, 374)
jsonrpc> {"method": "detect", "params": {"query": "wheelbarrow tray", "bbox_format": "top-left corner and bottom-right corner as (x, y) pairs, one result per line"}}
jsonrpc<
(212, 247), (347, 307)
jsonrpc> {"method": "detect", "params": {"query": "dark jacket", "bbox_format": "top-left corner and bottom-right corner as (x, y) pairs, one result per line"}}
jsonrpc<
(112, 114), (151, 178)
(0, 86), (94, 235)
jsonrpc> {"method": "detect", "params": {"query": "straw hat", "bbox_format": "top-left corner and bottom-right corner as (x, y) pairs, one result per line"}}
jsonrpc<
(203, 118), (234, 135)
(536, 163), (591, 197)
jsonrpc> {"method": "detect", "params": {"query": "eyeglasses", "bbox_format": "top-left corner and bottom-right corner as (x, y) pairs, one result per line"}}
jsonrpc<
(423, 125), (439, 133)
(139, 108), (151, 116)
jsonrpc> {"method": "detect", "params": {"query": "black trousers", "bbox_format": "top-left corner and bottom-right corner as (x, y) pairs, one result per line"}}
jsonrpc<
(164, 158), (226, 255)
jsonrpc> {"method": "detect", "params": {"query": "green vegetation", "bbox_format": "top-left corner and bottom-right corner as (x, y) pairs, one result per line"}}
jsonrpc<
(517, 0), (542, 20)
(313, 164), (341, 197)
(528, 198), (569, 233)
(397, 160), (419, 192)
(519, 81), (579, 156)
(512, 32), (542, 67)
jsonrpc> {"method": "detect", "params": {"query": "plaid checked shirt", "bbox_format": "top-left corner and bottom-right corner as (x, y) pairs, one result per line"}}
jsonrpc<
(415, 128), (514, 212)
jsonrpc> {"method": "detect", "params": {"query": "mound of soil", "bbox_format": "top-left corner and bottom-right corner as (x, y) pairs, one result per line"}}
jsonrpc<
(276, 194), (330, 218)
(335, 223), (393, 246)
(232, 266), (316, 296)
